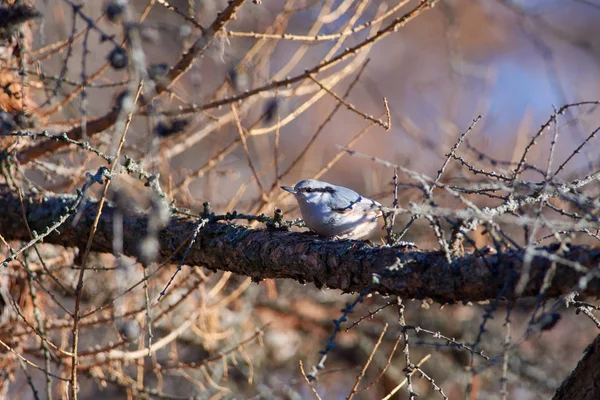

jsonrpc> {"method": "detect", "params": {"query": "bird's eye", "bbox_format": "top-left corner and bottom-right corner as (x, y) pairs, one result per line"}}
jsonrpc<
(305, 188), (312, 193)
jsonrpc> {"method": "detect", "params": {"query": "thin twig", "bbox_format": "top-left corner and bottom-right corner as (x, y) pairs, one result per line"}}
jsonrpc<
(347, 323), (388, 399)
(300, 360), (323, 400)
(381, 354), (431, 400)
(70, 81), (143, 400)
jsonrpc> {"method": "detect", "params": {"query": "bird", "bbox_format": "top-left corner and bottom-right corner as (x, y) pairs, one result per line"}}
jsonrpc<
(281, 179), (384, 240)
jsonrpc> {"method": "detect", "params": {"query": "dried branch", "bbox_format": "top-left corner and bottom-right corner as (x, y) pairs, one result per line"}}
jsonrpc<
(15, 0), (248, 163)
(1, 189), (600, 303)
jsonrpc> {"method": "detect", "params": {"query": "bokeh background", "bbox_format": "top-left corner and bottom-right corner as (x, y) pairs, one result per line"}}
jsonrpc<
(2, 0), (600, 398)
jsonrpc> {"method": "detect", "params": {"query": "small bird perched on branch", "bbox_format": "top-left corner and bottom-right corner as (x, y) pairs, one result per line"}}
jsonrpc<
(281, 179), (384, 240)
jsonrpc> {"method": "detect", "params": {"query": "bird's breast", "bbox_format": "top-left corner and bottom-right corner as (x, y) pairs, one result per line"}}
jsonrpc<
(298, 202), (339, 236)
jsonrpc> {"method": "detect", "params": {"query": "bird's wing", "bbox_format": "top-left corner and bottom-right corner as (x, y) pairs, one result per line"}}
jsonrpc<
(328, 187), (382, 216)
(326, 186), (361, 212)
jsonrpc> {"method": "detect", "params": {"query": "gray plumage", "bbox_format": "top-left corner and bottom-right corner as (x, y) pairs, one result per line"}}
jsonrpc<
(281, 179), (382, 240)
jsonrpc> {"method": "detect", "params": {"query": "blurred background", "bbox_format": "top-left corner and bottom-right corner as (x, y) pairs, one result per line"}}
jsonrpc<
(2, 0), (600, 398)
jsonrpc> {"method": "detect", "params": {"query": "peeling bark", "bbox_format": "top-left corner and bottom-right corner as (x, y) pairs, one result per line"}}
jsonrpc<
(1, 189), (600, 302)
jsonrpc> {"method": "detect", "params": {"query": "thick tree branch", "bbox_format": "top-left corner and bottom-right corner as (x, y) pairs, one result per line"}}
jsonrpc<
(1, 189), (600, 303)
(553, 334), (600, 400)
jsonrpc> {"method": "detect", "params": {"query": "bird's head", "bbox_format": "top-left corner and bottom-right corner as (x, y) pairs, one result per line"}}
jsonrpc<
(281, 179), (336, 204)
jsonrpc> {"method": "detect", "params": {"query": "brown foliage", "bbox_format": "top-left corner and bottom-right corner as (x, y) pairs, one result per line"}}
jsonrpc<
(1, 1), (600, 399)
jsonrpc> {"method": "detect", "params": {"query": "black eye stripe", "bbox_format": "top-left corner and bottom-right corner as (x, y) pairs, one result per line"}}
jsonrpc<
(298, 187), (335, 193)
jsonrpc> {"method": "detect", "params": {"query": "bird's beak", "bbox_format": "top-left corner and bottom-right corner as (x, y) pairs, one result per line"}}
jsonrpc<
(281, 186), (297, 194)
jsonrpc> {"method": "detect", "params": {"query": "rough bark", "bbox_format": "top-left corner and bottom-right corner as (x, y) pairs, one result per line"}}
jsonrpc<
(553, 334), (600, 400)
(1, 189), (600, 303)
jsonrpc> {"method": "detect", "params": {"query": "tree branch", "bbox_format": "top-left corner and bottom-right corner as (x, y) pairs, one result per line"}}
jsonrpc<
(15, 0), (437, 164)
(15, 0), (247, 163)
(553, 334), (600, 400)
(1, 189), (600, 303)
